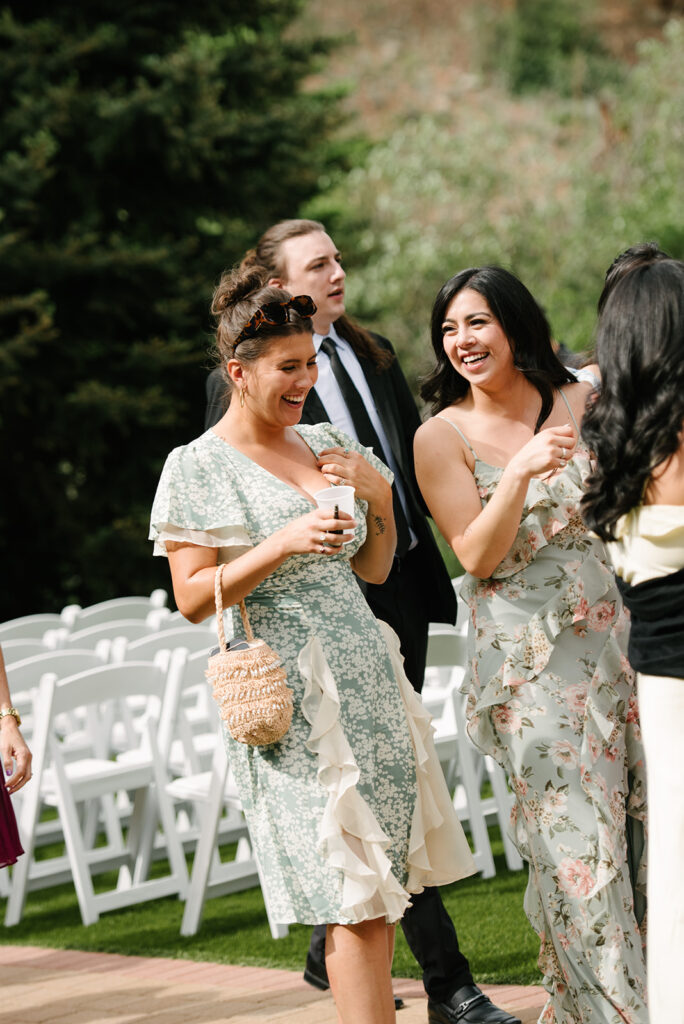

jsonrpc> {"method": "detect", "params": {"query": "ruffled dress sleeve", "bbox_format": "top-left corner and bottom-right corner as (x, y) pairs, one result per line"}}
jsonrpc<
(149, 434), (252, 559)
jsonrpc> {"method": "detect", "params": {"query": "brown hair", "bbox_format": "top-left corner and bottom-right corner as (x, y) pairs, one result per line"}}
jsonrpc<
(211, 266), (314, 396)
(241, 219), (394, 372)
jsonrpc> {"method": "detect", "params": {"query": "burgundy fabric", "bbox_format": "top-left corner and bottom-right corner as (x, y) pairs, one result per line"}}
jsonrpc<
(0, 775), (24, 867)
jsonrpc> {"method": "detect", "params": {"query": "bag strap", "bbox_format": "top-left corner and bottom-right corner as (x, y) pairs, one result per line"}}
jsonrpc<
(214, 563), (254, 648)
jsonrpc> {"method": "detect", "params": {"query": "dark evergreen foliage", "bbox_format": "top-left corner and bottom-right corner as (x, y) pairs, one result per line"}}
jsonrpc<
(0, 0), (347, 617)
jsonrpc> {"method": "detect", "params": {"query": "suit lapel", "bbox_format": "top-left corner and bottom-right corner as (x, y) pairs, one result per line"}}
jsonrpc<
(303, 345), (410, 487)
(301, 388), (330, 425)
(356, 354), (410, 482)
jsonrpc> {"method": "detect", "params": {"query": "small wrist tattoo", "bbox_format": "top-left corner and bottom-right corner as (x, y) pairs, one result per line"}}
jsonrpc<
(372, 515), (386, 535)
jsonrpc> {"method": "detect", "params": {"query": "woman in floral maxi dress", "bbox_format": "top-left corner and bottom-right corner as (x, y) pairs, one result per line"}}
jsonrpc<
(414, 266), (647, 1024)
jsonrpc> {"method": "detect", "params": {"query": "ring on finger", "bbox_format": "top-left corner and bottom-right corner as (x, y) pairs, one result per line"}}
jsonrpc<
(320, 532), (327, 543)
(560, 446), (567, 458)
(559, 458), (566, 468)
(343, 448), (349, 456)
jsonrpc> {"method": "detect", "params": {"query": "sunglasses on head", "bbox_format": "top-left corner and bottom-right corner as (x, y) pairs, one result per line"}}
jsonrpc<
(233, 295), (317, 348)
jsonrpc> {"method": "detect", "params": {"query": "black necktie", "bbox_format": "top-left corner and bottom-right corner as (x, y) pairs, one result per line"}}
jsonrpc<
(320, 337), (410, 557)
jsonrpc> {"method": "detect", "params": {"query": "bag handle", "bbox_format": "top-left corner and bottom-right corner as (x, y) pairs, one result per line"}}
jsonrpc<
(214, 563), (254, 649)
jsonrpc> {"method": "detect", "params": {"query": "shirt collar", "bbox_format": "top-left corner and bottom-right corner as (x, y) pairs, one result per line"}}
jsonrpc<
(313, 321), (344, 353)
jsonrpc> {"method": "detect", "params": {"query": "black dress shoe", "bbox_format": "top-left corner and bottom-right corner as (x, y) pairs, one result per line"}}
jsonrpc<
(303, 952), (330, 991)
(303, 953), (405, 1010)
(428, 984), (521, 1024)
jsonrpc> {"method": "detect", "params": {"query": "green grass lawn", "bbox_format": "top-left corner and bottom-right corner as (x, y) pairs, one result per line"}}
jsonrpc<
(0, 827), (542, 986)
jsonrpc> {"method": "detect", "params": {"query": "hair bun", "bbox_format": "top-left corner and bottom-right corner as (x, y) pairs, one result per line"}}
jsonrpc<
(240, 248), (263, 271)
(211, 265), (268, 316)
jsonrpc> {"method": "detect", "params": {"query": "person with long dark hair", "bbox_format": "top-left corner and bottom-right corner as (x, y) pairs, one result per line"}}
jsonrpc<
(582, 258), (684, 1024)
(596, 241), (671, 316)
(414, 266), (647, 1023)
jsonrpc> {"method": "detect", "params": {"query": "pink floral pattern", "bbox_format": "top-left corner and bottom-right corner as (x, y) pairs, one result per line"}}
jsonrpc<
(460, 441), (648, 1023)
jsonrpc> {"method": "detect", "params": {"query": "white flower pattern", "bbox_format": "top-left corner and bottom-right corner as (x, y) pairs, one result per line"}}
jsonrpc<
(150, 423), (475, 925)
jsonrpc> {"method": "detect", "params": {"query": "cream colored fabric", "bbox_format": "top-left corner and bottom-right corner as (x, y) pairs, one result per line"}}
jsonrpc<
(297, 625), (475, 925)
(638, 672), (684, 1024)
(153, 523), (252, 559)
(610, 503), (684, 1024)
(607, 505), (684, 585)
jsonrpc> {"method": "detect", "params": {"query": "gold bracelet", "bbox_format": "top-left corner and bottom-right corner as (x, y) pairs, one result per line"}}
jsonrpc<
(0, 707), (21, 727)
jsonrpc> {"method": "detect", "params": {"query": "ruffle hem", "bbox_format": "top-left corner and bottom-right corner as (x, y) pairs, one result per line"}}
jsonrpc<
(297, 623), (475, 924)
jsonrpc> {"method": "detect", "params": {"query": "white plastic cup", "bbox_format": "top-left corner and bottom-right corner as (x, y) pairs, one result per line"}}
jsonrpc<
(313, 485), (356, 540)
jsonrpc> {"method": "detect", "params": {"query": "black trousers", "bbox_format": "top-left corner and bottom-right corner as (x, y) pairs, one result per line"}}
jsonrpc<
(308, 546), (474, 1002)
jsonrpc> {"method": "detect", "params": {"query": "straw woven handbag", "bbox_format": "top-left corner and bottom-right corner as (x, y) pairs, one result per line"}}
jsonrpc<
(206, 564), (293, 746)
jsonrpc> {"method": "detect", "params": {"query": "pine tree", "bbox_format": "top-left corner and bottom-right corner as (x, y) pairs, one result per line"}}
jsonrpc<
(0, 0), (346, 617)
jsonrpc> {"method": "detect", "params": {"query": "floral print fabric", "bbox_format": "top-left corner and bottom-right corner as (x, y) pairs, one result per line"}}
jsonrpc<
(151, 423), (475, 925)
(460, 443), (648, 1024)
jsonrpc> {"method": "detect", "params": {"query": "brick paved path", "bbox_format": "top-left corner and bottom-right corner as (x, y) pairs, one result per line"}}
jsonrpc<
(0, 945), (545, 1023)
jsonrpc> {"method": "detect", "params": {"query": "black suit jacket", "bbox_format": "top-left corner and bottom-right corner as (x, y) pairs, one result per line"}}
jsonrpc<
(203, 333), (456, 626)
(299, 331), (456, 627)
(205, 367), (228, 431)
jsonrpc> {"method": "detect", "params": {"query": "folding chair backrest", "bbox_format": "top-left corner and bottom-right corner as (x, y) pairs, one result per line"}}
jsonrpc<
(0, 614), (64, 641)
(426, 625), (467, 669)
(65, 620), (153, 648)
(125, 626), (213, 659)
(71, 591), (167, 629)
(52, 662), (160, 717)
(6, 648), (107, 692)
(6, 649), (110, 744)
(1, 639), (48, 663)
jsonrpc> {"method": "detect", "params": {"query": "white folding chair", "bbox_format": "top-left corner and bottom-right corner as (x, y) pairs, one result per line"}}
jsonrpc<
(427, 623), (522, 877)
(174, 732), (287, 940)
(5, 647), (110, 743)
(123, 625), (213, 660)
(162, 648), (221, 776)
(67, 590), (167, 629)
(6, 656), (188, 927)
(139, 647), (222, 842)
(120, 647), (284, 939)
(0, 613), (66, 642)
(46, 619), (154, 651)
(1, 639), (49, 663)
(108, 632), (214, 753)
(6, 648), (113, 852)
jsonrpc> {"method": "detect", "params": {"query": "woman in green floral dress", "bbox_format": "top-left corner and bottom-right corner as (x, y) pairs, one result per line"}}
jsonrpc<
(414, 267), (647, 1024)
(150, 267), (474, 1024)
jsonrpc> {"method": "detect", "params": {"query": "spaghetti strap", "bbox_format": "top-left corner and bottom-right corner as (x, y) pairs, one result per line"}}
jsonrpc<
(558, 388), (580, 435)
(435, 415), (477, 457)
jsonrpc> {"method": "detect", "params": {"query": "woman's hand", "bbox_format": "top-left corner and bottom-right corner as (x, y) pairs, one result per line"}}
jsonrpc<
(508, 423), (577, 481)
(317, 446), (392, 506)
(275, 506), (357, 557)
(1, 719), (32, 795)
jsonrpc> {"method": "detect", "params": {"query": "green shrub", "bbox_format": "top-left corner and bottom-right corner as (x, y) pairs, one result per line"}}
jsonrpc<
(307, 20), (684, 394)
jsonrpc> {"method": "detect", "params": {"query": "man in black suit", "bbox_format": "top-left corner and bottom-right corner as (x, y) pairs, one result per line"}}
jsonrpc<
(205, 220), (520, 1024)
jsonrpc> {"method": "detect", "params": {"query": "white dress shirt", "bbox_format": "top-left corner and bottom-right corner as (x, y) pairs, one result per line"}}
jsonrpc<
(313, 326), (416, 547)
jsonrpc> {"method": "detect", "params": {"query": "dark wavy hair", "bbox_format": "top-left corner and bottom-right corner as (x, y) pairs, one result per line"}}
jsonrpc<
(581, 259), (684, 541)
(597, 241), (670, 315)
(421, 266), (575, 430)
